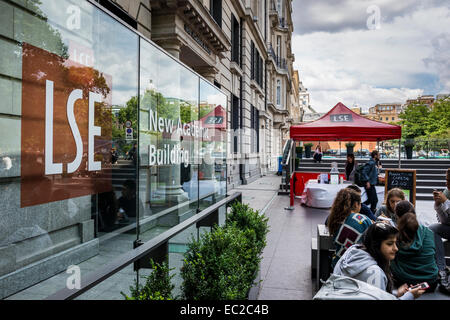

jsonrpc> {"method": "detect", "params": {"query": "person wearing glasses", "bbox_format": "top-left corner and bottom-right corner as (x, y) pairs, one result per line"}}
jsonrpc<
(333, 222), (425, 300)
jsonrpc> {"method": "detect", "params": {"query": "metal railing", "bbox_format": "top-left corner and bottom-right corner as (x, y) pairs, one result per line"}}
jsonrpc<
(45, 192), (242, 300)
(300, 139), (450, 159)
(280, 139), (294, 193)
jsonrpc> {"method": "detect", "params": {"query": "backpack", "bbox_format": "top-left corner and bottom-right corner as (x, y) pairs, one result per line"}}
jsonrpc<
(313, 274), (397, 300)
(354, 163), (367, 187)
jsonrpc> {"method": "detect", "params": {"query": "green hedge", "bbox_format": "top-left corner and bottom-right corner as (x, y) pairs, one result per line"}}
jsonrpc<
(121, 259), (175, 300)
(181, 202), (269, 300)
(122, 201), (268, 300)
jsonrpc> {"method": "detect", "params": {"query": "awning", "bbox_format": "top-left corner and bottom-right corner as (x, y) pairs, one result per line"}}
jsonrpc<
(290, 102), (401, 141)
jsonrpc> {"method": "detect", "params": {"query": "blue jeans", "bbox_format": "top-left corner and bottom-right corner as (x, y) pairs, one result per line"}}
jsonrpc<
(429, 223), (450, 271)
(364, 184), (378, 213)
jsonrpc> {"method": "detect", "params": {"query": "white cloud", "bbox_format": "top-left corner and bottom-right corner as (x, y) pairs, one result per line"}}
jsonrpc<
(293, 4), (450, 112)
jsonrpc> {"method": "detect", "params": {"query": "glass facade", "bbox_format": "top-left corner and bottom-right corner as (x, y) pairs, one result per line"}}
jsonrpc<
(0, 0), (227, 299)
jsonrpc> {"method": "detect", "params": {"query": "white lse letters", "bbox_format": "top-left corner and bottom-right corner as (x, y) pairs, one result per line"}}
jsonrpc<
(45, 80), (102, 175)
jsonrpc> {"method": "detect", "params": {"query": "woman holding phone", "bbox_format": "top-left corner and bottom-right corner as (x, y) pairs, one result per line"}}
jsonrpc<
(333, 222), (425, 299)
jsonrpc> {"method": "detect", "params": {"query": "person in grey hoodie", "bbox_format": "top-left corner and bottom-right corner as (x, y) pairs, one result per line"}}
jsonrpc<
(333, 222), (425, 300)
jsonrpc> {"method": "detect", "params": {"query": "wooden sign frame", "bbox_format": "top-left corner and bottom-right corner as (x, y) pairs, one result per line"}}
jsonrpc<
(384, 169), (416, 206)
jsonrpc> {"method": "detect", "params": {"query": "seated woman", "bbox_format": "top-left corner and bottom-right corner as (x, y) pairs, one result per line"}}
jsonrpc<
(390, 212), (439, 293)
(333, 223), (425, 300)
(327, 188), (373, 269)
(394, 200), (449, 293)
(313, 145), (323, 163)
(375, 188), (405, 226)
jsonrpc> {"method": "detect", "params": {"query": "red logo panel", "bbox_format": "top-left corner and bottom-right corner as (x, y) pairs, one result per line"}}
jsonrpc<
(21, 43), (112, 208)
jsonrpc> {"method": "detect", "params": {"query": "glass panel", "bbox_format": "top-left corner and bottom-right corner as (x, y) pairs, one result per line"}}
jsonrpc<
(198, 79), (227, 210)
(1, 0), (229, 301)
(0, 0), (138, 299)
(138, 38), (200, 244)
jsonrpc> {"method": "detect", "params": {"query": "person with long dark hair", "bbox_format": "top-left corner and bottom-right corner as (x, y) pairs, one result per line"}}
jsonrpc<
(327, 188), (372, 268)
(393, 200), (449, 293)
(313, 145), (322, 163)
(334, 222), (425, 300)
(391, 211), (439, 293)
(345, 154), (356, 182)
(375, 188), (405, 226)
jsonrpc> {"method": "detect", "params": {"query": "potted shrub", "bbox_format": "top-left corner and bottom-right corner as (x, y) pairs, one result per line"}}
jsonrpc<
(304, 143), (313, 158)
(404, 139), (415, 159)
(180, 202), (268, 300)
(121, 259), (176, 300)
(295, 157), (300, 170)
(296, 146), (303, 159)
(345, 142), (356, 155)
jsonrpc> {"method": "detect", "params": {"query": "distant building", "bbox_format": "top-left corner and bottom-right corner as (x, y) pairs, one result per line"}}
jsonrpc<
(302, 106), (324, 122)
(366, 103), (402, 123)
(436, 93), (450, 101)
(405, 95), (435, 108)
(298, 78), (310, 121)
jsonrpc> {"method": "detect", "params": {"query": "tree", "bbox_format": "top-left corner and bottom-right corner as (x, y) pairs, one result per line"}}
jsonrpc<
(398, 104), (430, 139)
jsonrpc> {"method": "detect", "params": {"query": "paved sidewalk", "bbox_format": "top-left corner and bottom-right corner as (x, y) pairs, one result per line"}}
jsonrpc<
(230, 173), (327, 300)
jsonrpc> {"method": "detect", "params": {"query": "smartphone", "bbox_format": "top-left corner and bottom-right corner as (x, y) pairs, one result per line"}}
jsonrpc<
(409, 282), (429, 290)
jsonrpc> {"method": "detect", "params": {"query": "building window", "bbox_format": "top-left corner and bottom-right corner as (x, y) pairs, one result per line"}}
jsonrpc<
(251, 105), (260, 153)
(276, 79), (281, 106)
(277, 0), (282, 16)
(210, 0), (222, 28)
(231, 14), (240, 65)
(276, 35), (281, 60)
(232, 95), (240, 153)
(251, 41), (263, 88)
(392, 117), (395, 121)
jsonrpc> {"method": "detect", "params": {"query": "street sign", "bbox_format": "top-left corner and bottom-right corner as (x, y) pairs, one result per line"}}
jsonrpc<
(126, 127), (133, 141)
(125, 120), (132, 128)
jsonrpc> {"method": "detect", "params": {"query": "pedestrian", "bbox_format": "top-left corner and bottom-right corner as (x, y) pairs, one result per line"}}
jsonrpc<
(326, 188), (373, 268)
(361, 150), (380, 213)
(313, 145), (322, 163)
(333, 222), (425, 300)
(345, 153), (357, 182)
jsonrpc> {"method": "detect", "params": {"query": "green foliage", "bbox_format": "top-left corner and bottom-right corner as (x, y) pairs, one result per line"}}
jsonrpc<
(226, 202), (269, 255)
(180, 202), (269, 300)
(345, 142), (356, 147)
(304, 143), (314, 147)
(121, 259), (175, 300)
(399, 100), (450, 140)
(296, 146), (303, 153)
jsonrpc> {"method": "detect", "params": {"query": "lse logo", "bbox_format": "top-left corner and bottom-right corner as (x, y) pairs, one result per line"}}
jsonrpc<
(21, 43), (112, 208)
(330, 114), (353, 122)
(45, 79), (102, 175)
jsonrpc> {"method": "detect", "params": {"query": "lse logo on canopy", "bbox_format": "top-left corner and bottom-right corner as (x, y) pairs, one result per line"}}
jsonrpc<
(21, 43), (112, 208)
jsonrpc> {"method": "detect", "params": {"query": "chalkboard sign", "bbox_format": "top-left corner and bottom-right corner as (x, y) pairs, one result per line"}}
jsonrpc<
(385, 169), (416, 206)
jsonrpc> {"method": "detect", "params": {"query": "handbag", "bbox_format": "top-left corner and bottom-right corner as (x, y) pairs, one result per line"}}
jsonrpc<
(313, 274), (397, 300)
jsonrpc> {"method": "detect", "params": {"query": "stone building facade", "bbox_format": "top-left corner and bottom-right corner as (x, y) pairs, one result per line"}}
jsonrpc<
(107, 0), (301, 185)
(366, 103), (402, 123)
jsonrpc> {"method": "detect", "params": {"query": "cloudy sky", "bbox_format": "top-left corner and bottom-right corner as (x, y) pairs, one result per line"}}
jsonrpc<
(291, 0), (450, 113)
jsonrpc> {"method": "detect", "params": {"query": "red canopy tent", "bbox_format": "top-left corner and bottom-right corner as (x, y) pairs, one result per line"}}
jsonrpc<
(286, 103), (402, 208)
(290, 102), (401, 141)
